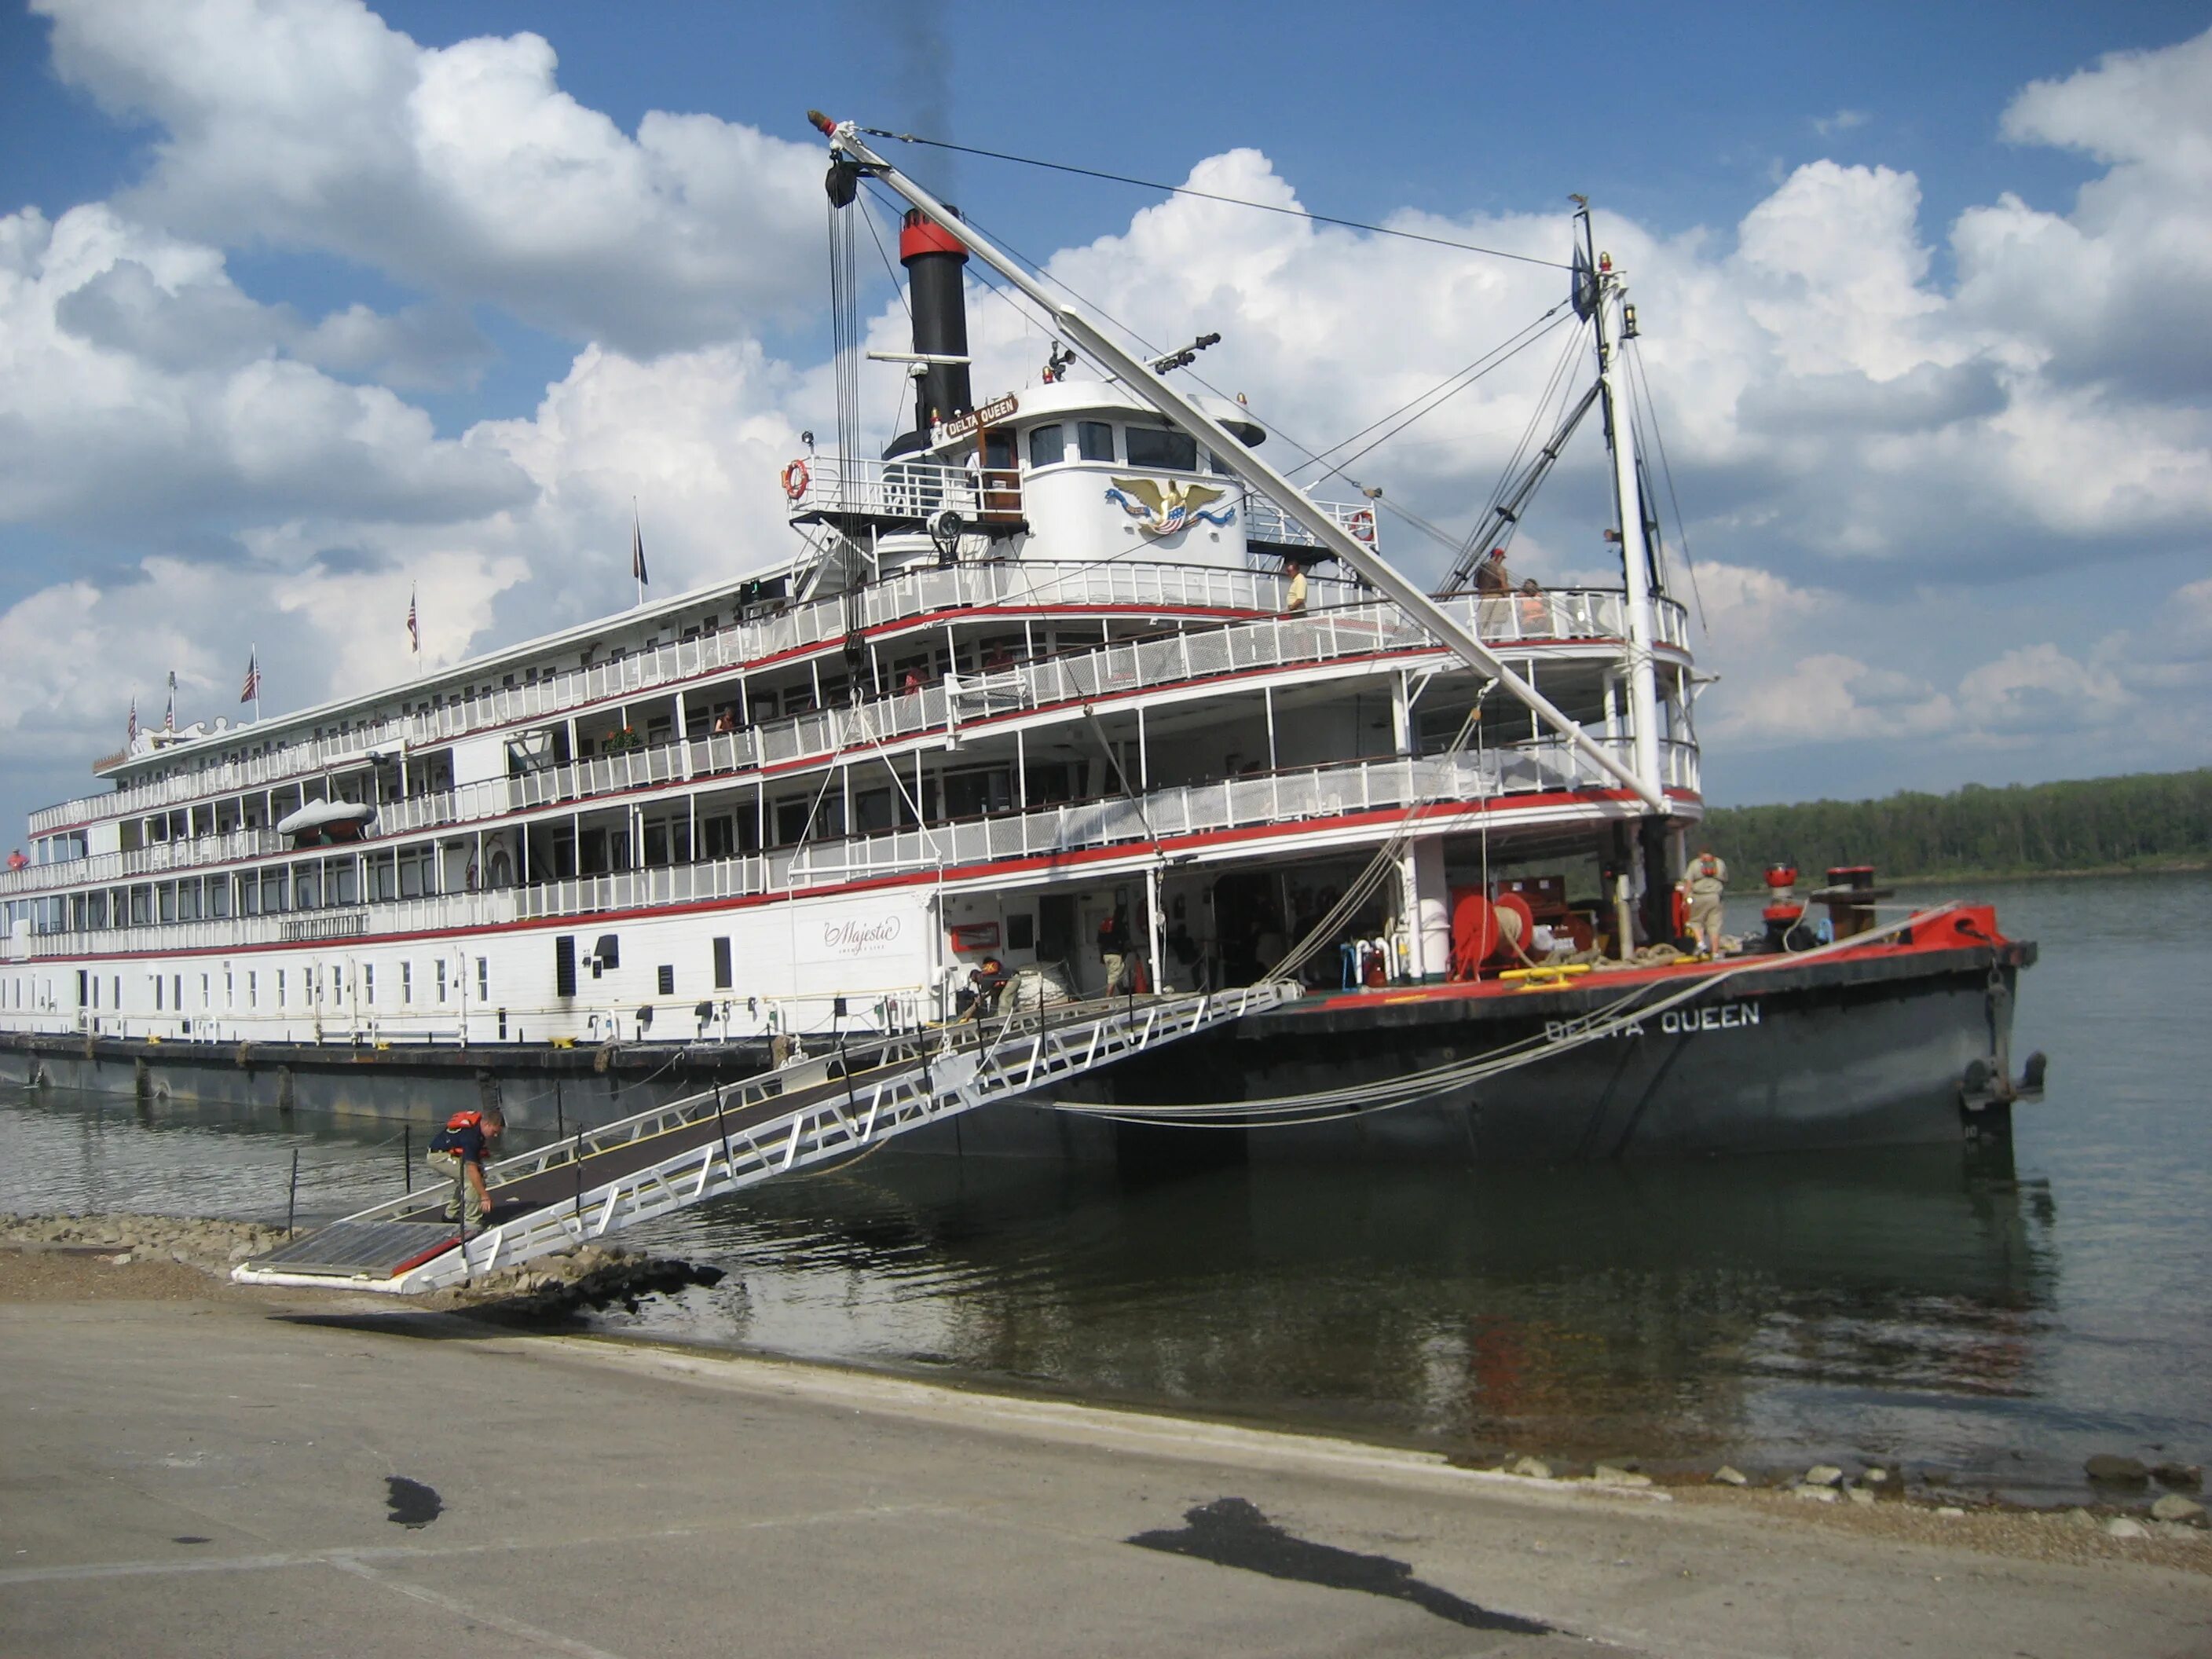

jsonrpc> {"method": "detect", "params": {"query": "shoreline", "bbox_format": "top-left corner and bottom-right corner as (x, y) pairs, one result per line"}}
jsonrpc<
(1881, 859), (2209, 888)
(5, 1210), (2206, 1569)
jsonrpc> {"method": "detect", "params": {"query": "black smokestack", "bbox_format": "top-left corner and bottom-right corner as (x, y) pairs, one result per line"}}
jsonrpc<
(899, 207), (972, 434)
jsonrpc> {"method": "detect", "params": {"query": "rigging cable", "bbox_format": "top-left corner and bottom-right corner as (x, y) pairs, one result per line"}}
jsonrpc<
(856, 129), (1575, 272)
(1624, 339), (1708, 635)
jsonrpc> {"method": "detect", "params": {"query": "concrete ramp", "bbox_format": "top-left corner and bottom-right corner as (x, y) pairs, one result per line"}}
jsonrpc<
(235, 983), (1291, 1295)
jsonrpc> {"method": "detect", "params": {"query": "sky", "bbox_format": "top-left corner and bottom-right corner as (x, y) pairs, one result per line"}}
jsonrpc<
(1, 0), (2209, 843)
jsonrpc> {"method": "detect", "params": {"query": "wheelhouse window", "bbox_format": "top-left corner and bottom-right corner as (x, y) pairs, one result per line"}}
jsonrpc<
(1026, 423), (1065, 470)
(1125, 425), (1198, 471)
(1077, 420), (1115, 462)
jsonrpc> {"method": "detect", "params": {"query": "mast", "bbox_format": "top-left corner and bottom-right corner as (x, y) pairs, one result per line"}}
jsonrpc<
(1584, 209), (1665, 808)
(811, 113), (1667, 815)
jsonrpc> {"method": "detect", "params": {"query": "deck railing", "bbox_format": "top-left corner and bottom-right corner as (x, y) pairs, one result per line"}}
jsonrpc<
(20, 733), (1691, 961)
(4, 589), (1676, 900)
(32, 560), (1368, 837)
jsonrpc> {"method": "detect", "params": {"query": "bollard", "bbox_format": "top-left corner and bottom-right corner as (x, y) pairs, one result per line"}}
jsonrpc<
(286, 1148), (299, 1237)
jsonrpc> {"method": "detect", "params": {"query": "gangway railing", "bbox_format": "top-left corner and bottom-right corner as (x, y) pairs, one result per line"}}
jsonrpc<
(233, 980), (1295, 1295)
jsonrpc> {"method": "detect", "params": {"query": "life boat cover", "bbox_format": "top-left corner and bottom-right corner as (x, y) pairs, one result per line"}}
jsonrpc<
(275, 799), (378, 836)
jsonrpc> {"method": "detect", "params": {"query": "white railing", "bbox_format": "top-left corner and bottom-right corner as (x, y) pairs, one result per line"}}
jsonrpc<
(515, 739), (1637, 927)
(27, 890), (518, 961)
(31, 560), (1363, 837)
(1241, 491), (1382, 552)
(23, 732), (1660, 959)
(4, 589), (1686, 903)
(787, 456), (984, 522)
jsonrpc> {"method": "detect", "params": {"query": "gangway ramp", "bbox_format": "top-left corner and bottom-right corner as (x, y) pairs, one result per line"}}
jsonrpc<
(235, 982), (1291, 1295)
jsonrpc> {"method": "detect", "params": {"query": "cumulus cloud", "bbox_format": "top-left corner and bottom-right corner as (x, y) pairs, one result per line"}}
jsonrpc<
(35, 0), (827, 354)
(3, 6), (2212, 836)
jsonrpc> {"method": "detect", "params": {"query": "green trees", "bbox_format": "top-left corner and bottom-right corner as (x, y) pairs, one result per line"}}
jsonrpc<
(1702, 769), (2212, 881)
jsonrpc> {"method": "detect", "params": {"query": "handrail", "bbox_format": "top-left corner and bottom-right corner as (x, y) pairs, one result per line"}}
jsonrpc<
(4, 588), (1677, 903)
(32, 560), (1380, 836)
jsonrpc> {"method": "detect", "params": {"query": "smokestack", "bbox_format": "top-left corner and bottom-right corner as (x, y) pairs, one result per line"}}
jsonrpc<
(899, 207), (972, 436)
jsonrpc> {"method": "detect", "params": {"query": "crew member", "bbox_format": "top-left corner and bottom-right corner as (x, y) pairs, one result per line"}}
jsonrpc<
(1686, 847), (1728, 957)
(1097, 909), (1131, 995)
(427, 1104), (505, 1229)
(1473, 548), (1512, 594)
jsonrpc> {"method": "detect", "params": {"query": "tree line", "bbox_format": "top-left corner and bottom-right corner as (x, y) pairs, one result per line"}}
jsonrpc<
(1700, 768), (2212, 881)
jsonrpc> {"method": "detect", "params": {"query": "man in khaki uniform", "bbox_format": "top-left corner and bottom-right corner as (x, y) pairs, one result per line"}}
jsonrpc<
(1686, 848), (1727, 956)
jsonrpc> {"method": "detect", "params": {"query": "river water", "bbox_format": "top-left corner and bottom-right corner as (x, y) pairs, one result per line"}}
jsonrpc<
(5, 871), (2206, 1505)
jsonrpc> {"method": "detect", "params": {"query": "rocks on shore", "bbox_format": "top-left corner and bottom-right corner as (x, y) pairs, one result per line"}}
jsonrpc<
(427, 1246), (727, 1318)
(2151, 1494), (2207, 1525)
(2, 1211), (288, 1273)
(1710, 1466), (1749, 1486)
(2085, 1453), (2150, 1485)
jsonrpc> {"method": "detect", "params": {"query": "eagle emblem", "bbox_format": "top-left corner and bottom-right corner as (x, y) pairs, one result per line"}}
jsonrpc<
(1104, 476), (1238, 537)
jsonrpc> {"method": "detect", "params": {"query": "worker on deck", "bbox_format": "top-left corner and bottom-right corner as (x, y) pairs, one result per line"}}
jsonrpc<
(427, 1104), (505, 1229)
(1686, 848), (1729, 957)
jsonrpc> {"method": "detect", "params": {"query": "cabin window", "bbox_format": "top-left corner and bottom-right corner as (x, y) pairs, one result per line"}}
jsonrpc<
(401, 961), (412, 1005)
(982, 429), (1015, 470)
(436, 959), (449, 1003)
(712, 937), (732, 990)
(362, 964), (374, 1005)
(656, 965), (675, 996)
(476, 958), (488, 1002)
(1126, 425), (1198, 471)
(1027, 423), (1065, 470)
(1077, 420), (1115, 462)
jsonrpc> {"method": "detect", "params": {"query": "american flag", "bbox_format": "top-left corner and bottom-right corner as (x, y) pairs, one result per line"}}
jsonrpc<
(163, 670), (176, 731)
(126, 698), (137, 742)
(240, 650), (259, 704)
(631, 515), (649, 587)
(406, 584), (419, 655)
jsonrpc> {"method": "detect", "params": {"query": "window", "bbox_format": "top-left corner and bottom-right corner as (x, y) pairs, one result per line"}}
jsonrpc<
(555, 936), (577, 998)
(200, 974), (210, 1010)
(1026, 423), (1065, 469)
(276, 971), (286, 1009)
(224, 968), (234, 1010)
(476, 958), (488, 1002)
(173, 975), (181, 1013)
(712, 937), (732, 991)
(329, 964), (342, 1001)
(436, 959), (449, 1003)
(657, 965), (675, 997)
(401, 962), (412, 1005)
(363, 963), (375, 1005)
(247, 972), (258, 1009)
(1077, 420), (1115, 462)
(1125, 425), (1198, 471)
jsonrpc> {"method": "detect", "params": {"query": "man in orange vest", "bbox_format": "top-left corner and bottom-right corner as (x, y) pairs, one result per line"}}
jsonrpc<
(427, 1104), (505, 1228)
(1686, 848), (1729, 957)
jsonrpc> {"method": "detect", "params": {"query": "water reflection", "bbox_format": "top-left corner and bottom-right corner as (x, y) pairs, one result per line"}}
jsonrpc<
(599, 1140), (2057, 1487)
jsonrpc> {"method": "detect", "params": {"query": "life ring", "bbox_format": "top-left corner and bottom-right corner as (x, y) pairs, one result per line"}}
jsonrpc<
(780, 459), (811, 500)
(1347, 508), (1376, 543)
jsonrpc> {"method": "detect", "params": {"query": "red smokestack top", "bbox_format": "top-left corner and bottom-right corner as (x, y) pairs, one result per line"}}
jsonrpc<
(899, 214), (968, 263)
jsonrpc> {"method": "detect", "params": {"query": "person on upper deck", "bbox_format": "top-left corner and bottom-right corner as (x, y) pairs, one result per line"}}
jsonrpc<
(1473, 548), (1513, 594)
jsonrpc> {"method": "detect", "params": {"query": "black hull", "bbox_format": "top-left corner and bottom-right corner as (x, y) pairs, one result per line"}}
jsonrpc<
(1052, 939), (2034, 1164)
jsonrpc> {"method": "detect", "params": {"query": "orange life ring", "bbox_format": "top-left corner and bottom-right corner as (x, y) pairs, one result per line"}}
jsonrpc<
(781, 459), (811, 500)
(1347, 508), (1376, 543)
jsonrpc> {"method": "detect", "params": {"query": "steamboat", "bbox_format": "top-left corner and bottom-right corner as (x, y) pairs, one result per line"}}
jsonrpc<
(0, 115), (2039, 1163)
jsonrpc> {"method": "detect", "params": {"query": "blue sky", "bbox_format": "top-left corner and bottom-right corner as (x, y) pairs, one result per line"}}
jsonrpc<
(1, 0), (2210, 838)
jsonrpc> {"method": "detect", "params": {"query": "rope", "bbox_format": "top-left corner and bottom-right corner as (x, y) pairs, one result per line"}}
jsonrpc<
(857, 129), (1575, 271)
(1059, 904), (1961, 1129)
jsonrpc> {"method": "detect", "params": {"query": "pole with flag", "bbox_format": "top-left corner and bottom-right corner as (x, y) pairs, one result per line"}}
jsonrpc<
(240, 646), (261, 723)
(631, 503), (649, 609)
(406, 584), (419, 668)
(126, 698), (137, 747)
(164, 670), (177, 733)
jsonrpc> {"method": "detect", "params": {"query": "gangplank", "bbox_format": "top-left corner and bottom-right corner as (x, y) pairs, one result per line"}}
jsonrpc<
(233, 982), (1291, 1295)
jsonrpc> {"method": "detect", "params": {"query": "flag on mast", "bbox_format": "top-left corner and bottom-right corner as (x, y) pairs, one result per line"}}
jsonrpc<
(240, 649), (260, 704)
(126, 698), (137, 744)
(163, 670), (177, 731)
(406, 584), (419, 655)
(630, 508), (649, 602)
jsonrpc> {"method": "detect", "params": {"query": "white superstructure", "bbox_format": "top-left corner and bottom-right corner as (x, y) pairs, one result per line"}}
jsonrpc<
(0, 166), (1703, 1061)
